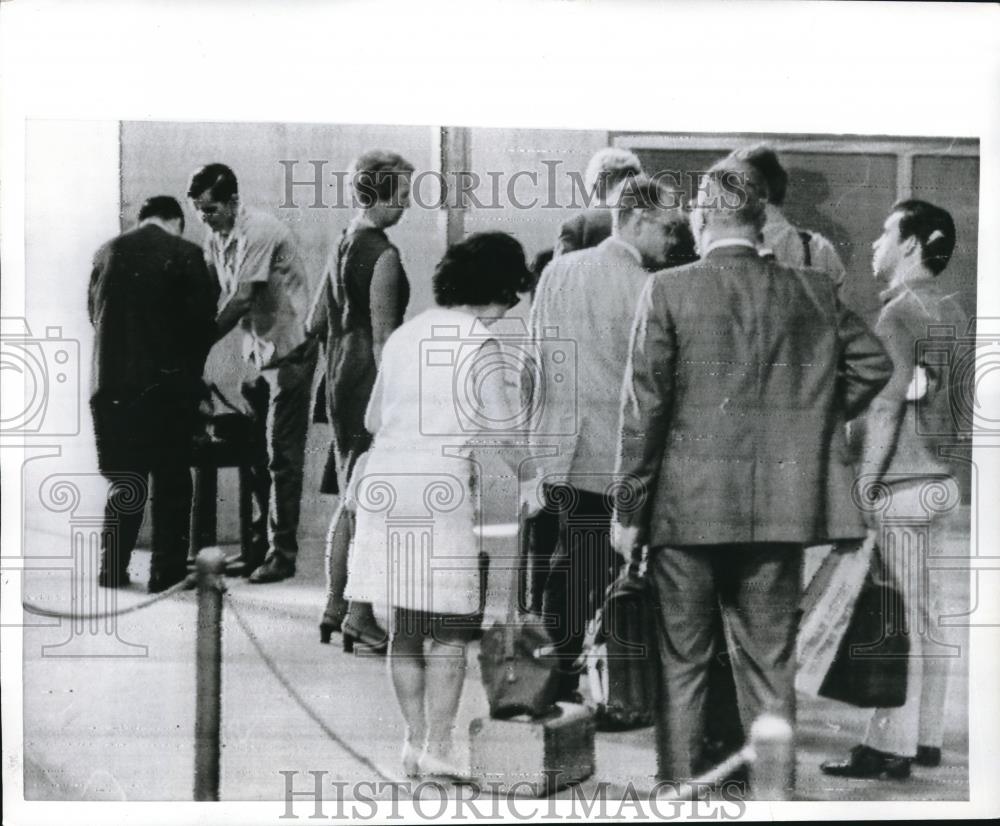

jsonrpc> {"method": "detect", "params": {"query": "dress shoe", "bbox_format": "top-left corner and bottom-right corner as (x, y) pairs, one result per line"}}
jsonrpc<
(820, 744), (911, 780)
(98, 569), (131, 589)
(341, 622), (388, 655)
(247, 557), (295, 584)
(915, 745), (942, 767)
(148, 568), (192, 594)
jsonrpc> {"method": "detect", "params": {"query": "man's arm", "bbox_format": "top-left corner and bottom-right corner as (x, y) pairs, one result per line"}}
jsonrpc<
(858, 310), (912, 481)
(213, 220), (282, 340)
(215, 282), (265, 340)
(812, 234), (848, 291)
(612, 277), (675, 554)
(183, 247), (222, 371)
(836, 300), (894, 421)
(88, 248), (107, 326)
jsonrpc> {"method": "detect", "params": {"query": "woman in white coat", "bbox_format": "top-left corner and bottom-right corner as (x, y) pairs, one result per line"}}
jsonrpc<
(345, 232), (534, 778)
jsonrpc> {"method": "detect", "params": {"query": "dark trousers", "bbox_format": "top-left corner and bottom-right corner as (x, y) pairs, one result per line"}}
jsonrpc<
(241, 341), (318, 565)
(648, 543), (802, 781)
(540, 485), (623, 698)
(524, 505), (561, 614)
(92, 391), (195, 578)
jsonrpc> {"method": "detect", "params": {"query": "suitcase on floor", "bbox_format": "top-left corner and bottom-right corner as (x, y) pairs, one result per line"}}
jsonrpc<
(468, 702), (595, 796)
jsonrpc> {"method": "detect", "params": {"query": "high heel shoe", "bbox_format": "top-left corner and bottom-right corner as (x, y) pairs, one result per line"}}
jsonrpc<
(319, 619), (341, 644)
(342, 624), (388, 655)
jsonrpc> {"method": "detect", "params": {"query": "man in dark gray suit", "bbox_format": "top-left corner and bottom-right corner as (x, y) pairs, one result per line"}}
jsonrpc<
(612, 160), (893, 786)
(89, 196), (217, 592)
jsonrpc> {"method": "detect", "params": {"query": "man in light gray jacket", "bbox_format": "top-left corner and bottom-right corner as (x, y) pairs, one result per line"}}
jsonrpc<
(527, 175), (690, 700)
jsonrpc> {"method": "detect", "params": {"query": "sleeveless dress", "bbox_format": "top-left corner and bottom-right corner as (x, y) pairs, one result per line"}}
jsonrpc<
(322, 224), (410, 493)
(346, 308), (503, 617)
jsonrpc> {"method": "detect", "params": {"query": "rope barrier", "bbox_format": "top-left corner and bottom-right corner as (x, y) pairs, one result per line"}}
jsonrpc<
(19, 544), (796, 801)
(225, 593), (399, 788)
(21, 574), (196, 620)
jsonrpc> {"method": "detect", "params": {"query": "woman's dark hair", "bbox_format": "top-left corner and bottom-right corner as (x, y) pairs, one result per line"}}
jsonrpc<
(433, 232), (534, 309)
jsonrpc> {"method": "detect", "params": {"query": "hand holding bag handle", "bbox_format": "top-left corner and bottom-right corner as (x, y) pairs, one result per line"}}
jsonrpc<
(478, 501), (561, 718)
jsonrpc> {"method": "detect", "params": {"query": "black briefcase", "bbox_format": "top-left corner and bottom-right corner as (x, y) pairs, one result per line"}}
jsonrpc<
(819, 546), (909, 708)
(585, 572), (659, 730)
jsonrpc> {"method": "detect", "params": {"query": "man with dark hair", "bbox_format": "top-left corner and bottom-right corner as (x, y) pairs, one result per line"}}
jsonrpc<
(89, 196), (217, 592)
(554, 147), (643, 257)
(822, 200), (967, 781)
(612, 160), (892, 786)
(188, 163), (317, 584)
(527, 176), (691, 702)
(730, 143), (846, 285)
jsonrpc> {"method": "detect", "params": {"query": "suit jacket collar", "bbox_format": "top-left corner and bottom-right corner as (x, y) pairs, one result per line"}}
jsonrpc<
(599, 235), (644, 266)
(703, 242), (761, 261)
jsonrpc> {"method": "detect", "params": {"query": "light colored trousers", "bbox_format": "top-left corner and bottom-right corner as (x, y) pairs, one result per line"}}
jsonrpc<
(864, 476), (964, 757)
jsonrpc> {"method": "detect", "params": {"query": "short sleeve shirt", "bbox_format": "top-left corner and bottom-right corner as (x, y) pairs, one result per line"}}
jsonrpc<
(205, 206), (311, 368)
(761, 204), (847, 289)
(872, 275), (969, 477)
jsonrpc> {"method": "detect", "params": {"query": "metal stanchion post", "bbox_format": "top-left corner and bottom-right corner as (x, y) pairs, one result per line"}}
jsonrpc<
(747, 714), (794, 800)
(194, 546), (226, 801)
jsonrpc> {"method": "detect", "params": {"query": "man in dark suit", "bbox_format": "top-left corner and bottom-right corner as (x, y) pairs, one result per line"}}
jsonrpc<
(554, 148), (642, 257)
(612, 160), (893, 786)
(89, 196), (217, 592)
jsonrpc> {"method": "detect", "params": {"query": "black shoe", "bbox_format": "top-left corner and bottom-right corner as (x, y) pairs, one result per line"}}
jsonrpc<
(98, 568), (131, 589)
(319, 618), (342, 644)
(247, 557), (295, 584)
(148, 567), (191, 594)
(820, 744), (911, 780)
(915, 745), (942, 767)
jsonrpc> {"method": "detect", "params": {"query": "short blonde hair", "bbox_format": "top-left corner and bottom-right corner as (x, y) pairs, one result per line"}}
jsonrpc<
(585, 148), (642, 198)
(350, 150), (415, 206)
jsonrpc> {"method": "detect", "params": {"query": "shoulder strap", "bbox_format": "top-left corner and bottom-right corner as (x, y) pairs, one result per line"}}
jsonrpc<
(208, 383), (244, 416)
(798, 230), (813, 267)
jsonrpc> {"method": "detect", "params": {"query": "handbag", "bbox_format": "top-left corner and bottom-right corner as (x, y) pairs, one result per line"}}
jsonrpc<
(478, 504), (562, 719)
(818, 541), (909, 708)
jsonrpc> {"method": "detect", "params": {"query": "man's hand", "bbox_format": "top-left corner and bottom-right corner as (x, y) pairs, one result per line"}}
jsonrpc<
(611, 521), (642, 558)
(519, 475), (546, 519)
